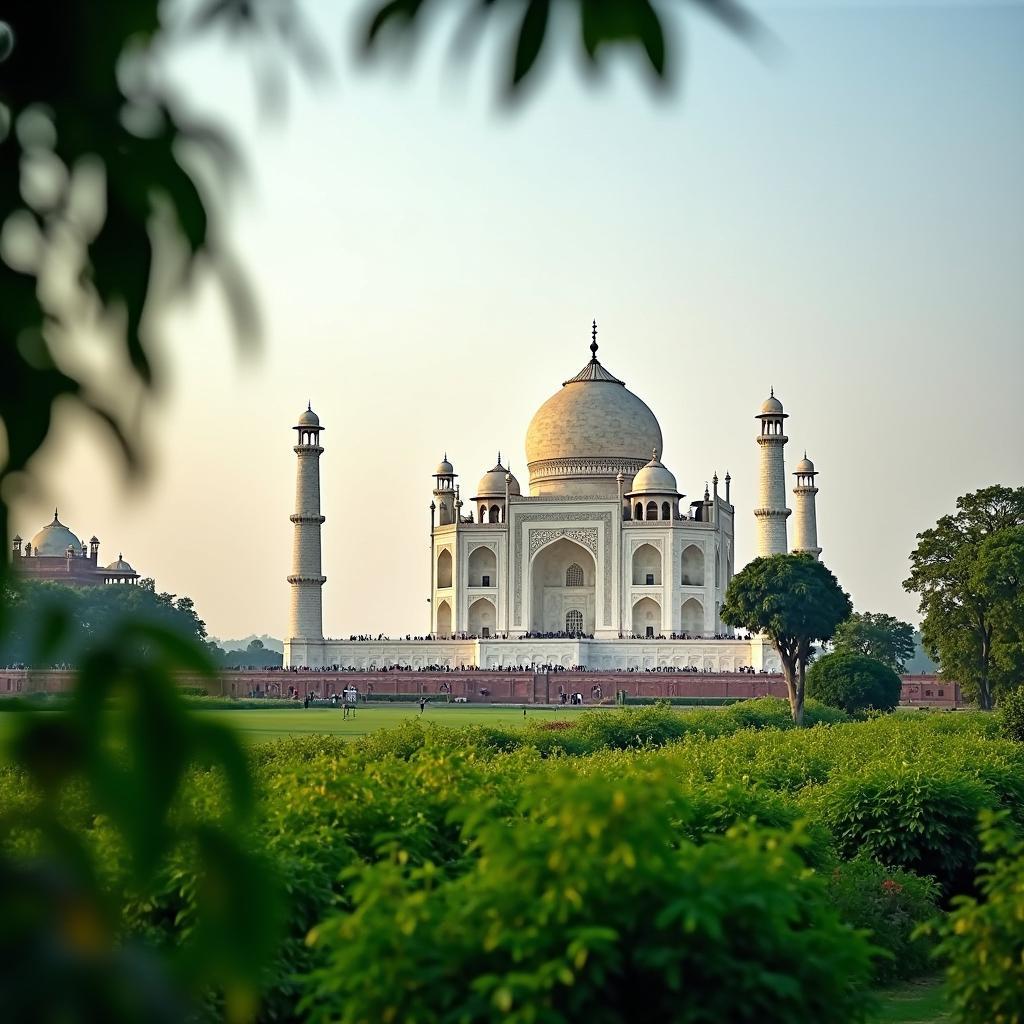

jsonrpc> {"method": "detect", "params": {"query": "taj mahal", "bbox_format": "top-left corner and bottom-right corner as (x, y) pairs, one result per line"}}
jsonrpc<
(283, 324), (821, 672)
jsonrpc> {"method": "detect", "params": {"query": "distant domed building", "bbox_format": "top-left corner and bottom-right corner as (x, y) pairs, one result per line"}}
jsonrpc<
(284, 322), (822, 671)
(10, 511), (141, 587)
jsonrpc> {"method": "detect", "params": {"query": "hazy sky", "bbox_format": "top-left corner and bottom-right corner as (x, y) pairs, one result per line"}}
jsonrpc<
(12, 1), (1024, 641)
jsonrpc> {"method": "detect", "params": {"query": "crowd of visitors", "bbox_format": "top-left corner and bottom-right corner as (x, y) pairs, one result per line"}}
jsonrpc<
(320, 632), (754, 643)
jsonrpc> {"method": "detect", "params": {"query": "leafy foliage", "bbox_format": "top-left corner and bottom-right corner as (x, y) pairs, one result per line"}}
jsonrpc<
(806, 652), (903, 715)
(997, 685), (1024, 743)
(722, 554), (853, 724)
(361, 0), (761, 97)
(904, 486), (1024, 710)
(833, 612), (917, 673)
(5, 704), (1019, 1017)
(825, 857), (940, 985)
(304, 768), (876, 1024)
(806, 763), (997, 895)
(1, 579), (212, 666)
(0, 627), (282, 1022)
(928, 810), (1024, 1024)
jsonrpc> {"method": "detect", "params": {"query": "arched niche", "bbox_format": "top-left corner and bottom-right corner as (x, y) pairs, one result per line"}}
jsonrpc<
(631, 596), (661, 637)
(681, 597), (703, 636)
(632, 543), (661, 586)
(681, 544), (704, 587)
(468, 598), (496, 637)
(437, 548), (453, 588)
(468, 546), (497, 587)
(529, 537), (596, 634)
(436, 599), (452, 637)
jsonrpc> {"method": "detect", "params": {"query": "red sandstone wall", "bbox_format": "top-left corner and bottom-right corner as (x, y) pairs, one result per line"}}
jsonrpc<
(0, 668), (963, 707)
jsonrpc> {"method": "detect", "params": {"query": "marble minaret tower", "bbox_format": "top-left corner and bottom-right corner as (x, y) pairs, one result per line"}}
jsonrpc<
(754, 389), (790, 557)
(791, 453), (821, 559)
(287, 404), (326, 640)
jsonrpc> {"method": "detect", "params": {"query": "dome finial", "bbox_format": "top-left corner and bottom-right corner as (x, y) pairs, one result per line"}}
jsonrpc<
(497, 450), (502, 467)
(590, 319), (598, 360)
(652, 447), (658, 461)
(53, 507), (58, 521)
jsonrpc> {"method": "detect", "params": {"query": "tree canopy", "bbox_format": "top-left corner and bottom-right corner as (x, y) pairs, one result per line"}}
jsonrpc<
(721, 554), (852, 725)
(806, 652), (902, 715)
(833, 612), (916, 673)
(1, 579), (212, 667)
(904, 486), (1024, 710)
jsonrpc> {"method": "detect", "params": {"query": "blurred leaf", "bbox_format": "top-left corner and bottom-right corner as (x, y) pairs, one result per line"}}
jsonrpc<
(511, 0), (550, 89)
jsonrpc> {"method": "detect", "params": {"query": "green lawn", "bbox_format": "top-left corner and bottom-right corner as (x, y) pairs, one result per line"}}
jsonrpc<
(188, 704), (589, 743)
(871, 978), (951, 1023)
(0, 703), (598, 746)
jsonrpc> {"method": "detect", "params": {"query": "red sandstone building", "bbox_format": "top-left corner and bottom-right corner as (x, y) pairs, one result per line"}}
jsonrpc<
(10, 511), (140, 587)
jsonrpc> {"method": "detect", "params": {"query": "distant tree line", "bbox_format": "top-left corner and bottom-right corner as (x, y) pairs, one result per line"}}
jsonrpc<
(0, 580), (281, 668)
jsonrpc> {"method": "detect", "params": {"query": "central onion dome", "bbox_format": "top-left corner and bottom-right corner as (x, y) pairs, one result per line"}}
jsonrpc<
(525, 324), (663, 497)
(30, 511), (83, 556)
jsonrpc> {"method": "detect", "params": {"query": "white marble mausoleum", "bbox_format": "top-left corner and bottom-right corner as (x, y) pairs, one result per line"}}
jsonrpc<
(284, 324), (821, 671)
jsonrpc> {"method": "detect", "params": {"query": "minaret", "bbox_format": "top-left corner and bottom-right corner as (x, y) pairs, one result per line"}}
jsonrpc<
(754, 388), (790, 557)
(791, 453), (821, 559)
(287, 404), (326, 640)
(432, 455), (457, 526)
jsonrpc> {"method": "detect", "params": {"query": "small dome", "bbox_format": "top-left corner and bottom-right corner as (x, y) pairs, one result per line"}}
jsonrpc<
(475, 456), (518, 499)
(105, 554), (135, 573)
(795, 454), (815, 474)
(297, 405), (320, 427)
(758, 389), (785, 417)
(434, 455), (454, 476)
(627, 451), (679, 496)
(89, 535), (99, 544)
(30, 513), (83, 557)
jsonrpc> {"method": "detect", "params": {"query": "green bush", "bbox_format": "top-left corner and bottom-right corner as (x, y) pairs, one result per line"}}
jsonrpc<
(808, 763), (997, 894)
(7, 691), (1018, 1020)
(806, 653), (902, 714)
(929, 810), (1024, 1024)
(997, 685), (1024, 742)
(304, 769), (876, 1024)
(825, 857), (940, 984)
(178, 685), (209, 697)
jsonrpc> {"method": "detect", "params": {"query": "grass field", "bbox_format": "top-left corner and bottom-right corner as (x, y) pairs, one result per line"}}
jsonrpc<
(201, 704), (592, 742)
(0, 704), (594, 746)
(871, 978), (950, 1023)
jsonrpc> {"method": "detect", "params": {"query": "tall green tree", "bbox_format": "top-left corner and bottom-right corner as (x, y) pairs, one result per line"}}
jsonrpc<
(833, 611), (916, 673)
(904, 487), (1024, 711)
(721, 554), (852, 725)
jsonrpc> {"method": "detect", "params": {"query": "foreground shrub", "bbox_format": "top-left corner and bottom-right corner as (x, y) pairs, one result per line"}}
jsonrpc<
(929, 810), (1024, 1024)
(826, 857), (940, 984)
(806, 653), (902, 715)
(997, 685), (1024, 743)
(305, 770), (876, 1024)
(809, 763), (996, 894)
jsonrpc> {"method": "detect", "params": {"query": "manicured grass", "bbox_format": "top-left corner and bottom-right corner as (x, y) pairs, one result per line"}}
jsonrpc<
(872, 978), (951, 1023)
(188, 704), (590, 743)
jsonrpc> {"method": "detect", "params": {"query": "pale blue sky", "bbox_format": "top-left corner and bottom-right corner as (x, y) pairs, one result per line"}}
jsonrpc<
(16, 1), (1024, 640)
